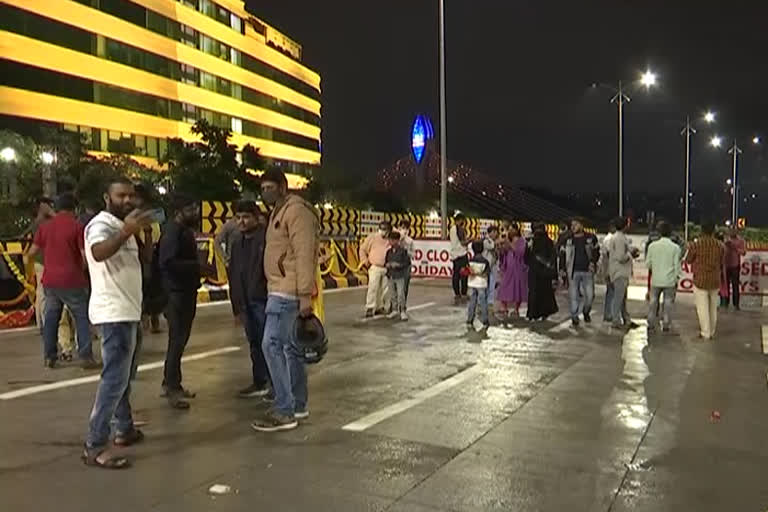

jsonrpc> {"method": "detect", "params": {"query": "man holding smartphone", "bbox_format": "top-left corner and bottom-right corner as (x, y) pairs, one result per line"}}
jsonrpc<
(82, 177), (153, 469)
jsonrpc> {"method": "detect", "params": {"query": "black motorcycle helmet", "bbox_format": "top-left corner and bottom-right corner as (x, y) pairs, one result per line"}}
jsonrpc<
(293, 314), (328, 364)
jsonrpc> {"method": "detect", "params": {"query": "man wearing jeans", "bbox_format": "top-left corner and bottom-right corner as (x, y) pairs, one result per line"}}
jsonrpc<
(608, 216), (635, 331)
(158, 195), (201, 409)
(252, 169), (318, 433)
(228, 200), (271, 399)
(82, 177), (152, 469)
(686, 221), (724, 340)
(28, 193), (97, 369)
(645, 221), (681, 334)
(564, 218), (600, 327)
(724, 228), (746, 310)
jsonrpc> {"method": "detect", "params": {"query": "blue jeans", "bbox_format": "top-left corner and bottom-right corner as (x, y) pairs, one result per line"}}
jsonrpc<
(604, 280), (615, 321)
(242, 299), (270, 386)
(569, 271), (595, 319)
(648, 286), (676, 330)
(467, 287), (489, 325)
(43, 287), (92, 360)
(611, 277), (630, 327)
(86, 322), (138, 454)
(487, 264), (499, 306)
(262, 295), (307, 416)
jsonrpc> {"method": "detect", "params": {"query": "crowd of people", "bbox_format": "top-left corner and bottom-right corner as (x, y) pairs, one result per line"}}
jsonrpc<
(22, 176), (750, 469)
(439, 214), (748, 340)
(25, 169), (319, 469)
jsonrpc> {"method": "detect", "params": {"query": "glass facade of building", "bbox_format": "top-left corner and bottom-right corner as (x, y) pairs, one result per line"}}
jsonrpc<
(0, 0), (321, 172)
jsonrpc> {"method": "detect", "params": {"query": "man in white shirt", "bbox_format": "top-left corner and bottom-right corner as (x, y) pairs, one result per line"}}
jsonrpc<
(449, 214), (470, 305)
(646, 221), (681, 333)
(82, 177), (152, 470)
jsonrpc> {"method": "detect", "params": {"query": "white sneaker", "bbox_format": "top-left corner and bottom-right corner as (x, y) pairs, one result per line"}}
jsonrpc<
(387, 311), (399, 319)
(294, 410), (310, 420)
(400, 312), (409, 321)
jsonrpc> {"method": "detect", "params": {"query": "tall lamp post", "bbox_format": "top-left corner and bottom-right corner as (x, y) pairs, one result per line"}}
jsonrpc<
(710, 134), (760, 225)
(681, 111), (716, 241)
(595, 70), (658, 217)
(438, 0), (448, 238)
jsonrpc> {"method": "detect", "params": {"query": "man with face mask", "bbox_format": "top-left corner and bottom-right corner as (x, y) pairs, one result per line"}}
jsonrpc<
(359, 220), (393, 317)
(252, 169), (319, 432)
(158, 194), (201, 409)
(82, 177), (152, 469)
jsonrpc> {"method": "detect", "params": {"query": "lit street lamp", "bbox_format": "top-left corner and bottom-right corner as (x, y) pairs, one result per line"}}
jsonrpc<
(681, 110), (716, 241)
(594, 69), (659, 216)
(711, 136), (760, 225)
(0, 147), (16, 162)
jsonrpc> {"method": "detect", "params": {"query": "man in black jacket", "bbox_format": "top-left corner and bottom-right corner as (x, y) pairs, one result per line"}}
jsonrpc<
(158, 194), (200, 409)
(228, 200), (271, 398)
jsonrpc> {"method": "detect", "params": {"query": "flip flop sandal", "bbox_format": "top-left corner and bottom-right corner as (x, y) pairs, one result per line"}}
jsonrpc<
(114, 429), (144, 447)
(81, 449), (131, 470)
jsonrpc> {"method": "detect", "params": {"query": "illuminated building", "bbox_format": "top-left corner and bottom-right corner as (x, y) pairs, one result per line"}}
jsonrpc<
(0, 0), (321, 186)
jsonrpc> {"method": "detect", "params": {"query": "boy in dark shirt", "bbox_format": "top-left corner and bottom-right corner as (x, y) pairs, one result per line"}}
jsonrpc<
(385, 231), (411, 321)
(467, 240), (491, 329)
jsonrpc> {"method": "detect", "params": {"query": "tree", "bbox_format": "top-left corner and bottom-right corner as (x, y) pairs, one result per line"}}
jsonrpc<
(160, 120), (263, 201)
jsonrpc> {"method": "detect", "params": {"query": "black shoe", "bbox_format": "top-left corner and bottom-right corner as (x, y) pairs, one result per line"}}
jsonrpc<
(628, 322), (640, 330)
(466, 321), (474, 330)
(571, 318), (580, 327)
(238, 383), (270, 399)
(81, 358), (102, 371)
(583, 313), (591, 324)
(251, 410), (298, 432)
(454, 296), (462, 306)
(44, 358), (57, 369)
(166, 391), (191, 410)
(262, 389), (275, 404)
(365, 309), (374, 318)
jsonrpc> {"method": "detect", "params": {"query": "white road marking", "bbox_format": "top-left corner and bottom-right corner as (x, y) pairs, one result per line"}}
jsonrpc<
(341, 364), (483, 432)
(761, 325), (768, 355)
(0, 346), (240, 400)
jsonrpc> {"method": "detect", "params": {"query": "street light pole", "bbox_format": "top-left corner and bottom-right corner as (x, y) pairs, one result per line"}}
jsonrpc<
(681, 117), (696, 241)
(610, 81), (630, 217)
(438, 0), (448, 238)
(728, 140), (742, 225)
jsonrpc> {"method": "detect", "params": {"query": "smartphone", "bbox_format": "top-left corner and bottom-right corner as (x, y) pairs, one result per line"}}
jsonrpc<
(147, 207), (166, 224)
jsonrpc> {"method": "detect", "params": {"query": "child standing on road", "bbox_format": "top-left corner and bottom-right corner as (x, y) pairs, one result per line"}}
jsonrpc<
(385, 231), (411, 321)
(467, 240), (491, 330)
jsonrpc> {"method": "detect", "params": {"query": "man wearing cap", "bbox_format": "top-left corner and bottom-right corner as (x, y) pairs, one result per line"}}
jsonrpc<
(252, 169), (319, 432)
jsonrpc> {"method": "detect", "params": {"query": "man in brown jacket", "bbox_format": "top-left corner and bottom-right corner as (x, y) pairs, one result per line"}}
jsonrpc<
(252, 169), (319, 432)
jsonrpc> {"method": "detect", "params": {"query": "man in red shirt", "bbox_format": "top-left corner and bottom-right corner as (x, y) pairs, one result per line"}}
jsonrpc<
(28, 193), (97, 369)
(724, 228), (747, 310)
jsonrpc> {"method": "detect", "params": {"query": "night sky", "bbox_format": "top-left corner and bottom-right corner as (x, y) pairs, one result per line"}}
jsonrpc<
(247, 1), (767, 202)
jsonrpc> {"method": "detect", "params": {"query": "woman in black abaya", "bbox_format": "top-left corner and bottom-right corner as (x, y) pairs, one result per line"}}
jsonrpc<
(525, 222), (559, 321)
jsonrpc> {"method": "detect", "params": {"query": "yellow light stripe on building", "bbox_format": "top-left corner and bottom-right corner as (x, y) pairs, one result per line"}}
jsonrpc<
(133, 0), (320, 89)
(0, 31), (320, 142)
(0, 87), (321, 165)
(5, 0), (321, 115)
(86, 150), (310, 189)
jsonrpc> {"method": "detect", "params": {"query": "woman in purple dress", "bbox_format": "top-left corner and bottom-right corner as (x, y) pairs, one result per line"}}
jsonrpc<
(497, 223), (528, 317)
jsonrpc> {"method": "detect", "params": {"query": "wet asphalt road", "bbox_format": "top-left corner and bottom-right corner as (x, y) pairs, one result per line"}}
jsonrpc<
(1, 280), (767, 511)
